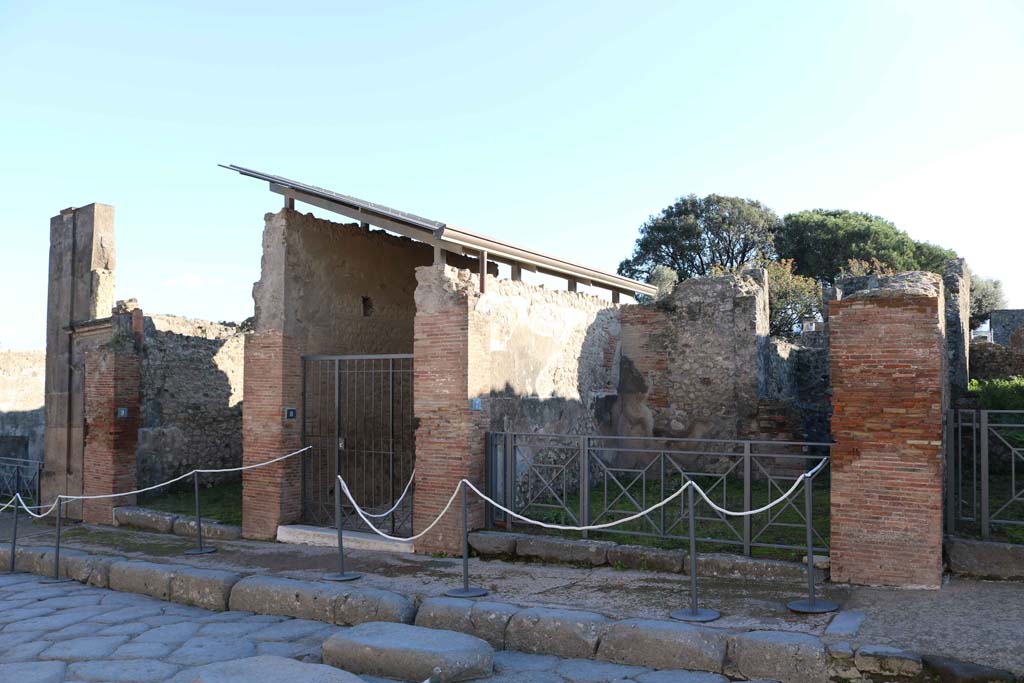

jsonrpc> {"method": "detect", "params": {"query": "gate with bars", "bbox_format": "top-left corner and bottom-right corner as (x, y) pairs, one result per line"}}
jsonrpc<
(302, 354), (415, 535)
(947, 409), (1024, 542)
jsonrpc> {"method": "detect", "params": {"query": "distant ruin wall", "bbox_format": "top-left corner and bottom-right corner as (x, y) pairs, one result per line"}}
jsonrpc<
(970, 341), (1024, 382)
(0, 350), (46, 464)
(991, 309), (1024, 347)
(137, 314), (245, 488)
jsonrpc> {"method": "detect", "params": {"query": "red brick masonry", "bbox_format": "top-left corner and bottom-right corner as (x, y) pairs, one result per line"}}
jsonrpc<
(241, 330), (303, 539)
(829, 293), (946, 588)
(82, 346), (140, 524)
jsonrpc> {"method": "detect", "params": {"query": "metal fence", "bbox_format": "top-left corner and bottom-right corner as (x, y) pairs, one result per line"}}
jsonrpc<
(947, 409), (1024, 541)
(0, 457), (42, 507)
(485, 432), (831, 556)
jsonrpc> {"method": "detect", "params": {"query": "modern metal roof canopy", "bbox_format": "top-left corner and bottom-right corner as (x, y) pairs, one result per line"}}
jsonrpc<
(221, 164), (656, 298)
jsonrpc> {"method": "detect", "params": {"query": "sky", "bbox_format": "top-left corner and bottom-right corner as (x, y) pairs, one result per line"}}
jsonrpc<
(1, 0), (1022, 350)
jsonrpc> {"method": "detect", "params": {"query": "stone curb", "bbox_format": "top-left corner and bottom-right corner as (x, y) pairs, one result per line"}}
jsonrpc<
(113, 506), (243, 542)
(468, 531), (823, 581)
(0, 545), (994, 682)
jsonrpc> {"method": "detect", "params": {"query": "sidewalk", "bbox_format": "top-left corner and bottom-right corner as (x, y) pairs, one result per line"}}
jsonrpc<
(7, 518), (1023, 676)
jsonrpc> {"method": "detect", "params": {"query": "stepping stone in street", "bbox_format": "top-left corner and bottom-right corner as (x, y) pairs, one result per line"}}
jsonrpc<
(323, 622), (493, 683)
(170, 655), (366, 683)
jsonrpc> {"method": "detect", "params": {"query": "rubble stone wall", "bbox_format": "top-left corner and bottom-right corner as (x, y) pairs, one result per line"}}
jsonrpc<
(0, 350), (46, 465)
(991, 309), (1024, 347)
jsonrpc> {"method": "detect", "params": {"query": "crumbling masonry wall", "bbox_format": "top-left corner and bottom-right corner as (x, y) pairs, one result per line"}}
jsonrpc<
(829, 272), (947, 588)
(991, 309), (1024, 346)
(0, 351), (45, 466)
(137, 315), (245, 487)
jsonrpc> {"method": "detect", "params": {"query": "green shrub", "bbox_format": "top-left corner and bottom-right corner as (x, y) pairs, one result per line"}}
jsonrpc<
(968, 376), (1024, 411)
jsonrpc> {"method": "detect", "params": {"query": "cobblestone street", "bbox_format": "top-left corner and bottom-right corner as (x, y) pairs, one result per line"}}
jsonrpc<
(0, 573), (737, 683)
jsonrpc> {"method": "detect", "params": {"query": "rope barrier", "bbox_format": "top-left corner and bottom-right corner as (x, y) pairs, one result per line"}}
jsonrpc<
(6, 446), (312, 518)
(336, 457), (829, 541)
(359, 469), (416, 519)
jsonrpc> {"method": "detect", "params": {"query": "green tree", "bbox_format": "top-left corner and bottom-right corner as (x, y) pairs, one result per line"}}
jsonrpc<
(970, 273), (1007, 329)
(767, 259), (822, 339)
(776, 209), (956, 284)
(618, 194), (779, 281)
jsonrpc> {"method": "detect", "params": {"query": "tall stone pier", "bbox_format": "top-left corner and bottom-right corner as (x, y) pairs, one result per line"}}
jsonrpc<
(828, 273), (947, 588)
(42, 204), (116, 518)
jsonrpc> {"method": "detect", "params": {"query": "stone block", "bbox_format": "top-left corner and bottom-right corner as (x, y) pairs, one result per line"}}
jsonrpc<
(415, 597), (519, 648)
(13, 545), (51, 575)
(515, 535), (615, 566)
(172, 517), (243, 541)
(113, 506), (177, 534)
(170, 567), (242, 611)
(606, 545), (685, 573)
(109, 561), (179, 600)
(60, 552), (118, 588)
(322, 622), (492, 683)
(228, 576), (345, 623)
(597, 618), (727, 673)
(921, 654), (1017, 683)
(505, 607), (608, 658)
(468, 531), (524, 557)
(726, 630), (829, 683)
(333, 586), (416, 626)
(946, 537), (1024, 581)
(169, 655), (366, 683)
(854, 645), (922, 677)
(698, 553), (817, 582)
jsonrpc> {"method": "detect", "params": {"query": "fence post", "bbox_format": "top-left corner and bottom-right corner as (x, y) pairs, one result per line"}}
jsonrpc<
(945, 410), (956, 534)
(325, 476), (361, 582)
(580, 437), (589, 540)
(742, 442), (752, 556)
(670, 484), (719, 623)
(980, 410), (990, 540)
(41, 498), (72, 584)
(504, 433), (515, 533)
(8, 493), (18, 574)
(788, 474), (839, 614)
(445, 480), (488, 598)
(184, 471), (216, 556)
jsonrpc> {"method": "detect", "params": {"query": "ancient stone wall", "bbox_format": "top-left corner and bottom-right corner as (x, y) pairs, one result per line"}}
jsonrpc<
(970, 341), (1024, 381)
(0, 351), (45, 464)
(616, 269), (770, 441)
(137, 314), (245, 488)
(829, 272), (947, 588)
(943, 259), (971, 397)
(991, 310), (1024, 346)
(761, 337), (831, 442)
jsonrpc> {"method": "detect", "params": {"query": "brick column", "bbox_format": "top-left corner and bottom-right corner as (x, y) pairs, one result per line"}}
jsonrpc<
(81, 345), (140, 524)
(829, 277), (947, 588)
(412, 266), (488, 554)
(241, 329), (303, 539)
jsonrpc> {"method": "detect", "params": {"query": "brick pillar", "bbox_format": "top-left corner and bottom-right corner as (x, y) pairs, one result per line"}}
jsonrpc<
(829, 276), (947, 588)
(241, 329), (303, 539)
(81, 345), (140, 524)
(412, 265), (488, 554)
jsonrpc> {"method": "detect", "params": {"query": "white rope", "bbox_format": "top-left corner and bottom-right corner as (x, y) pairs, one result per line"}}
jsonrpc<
(339, 458), (829, 541)
(0, 495), (17, 513)
(7, 446), (312, 517)
(337, 475), (462, 542)
(358, 470), (416, 519)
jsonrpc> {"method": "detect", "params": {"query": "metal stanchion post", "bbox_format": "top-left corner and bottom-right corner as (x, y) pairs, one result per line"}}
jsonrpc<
(8, 495), (19, 574)
(41, 498), (72, 584)
(671, 484), (719, 622)
(788, 475), (838, 614)
(325, 477), (360, 582)
(184, 471), (216, 556)
(445, 481), (488, 598)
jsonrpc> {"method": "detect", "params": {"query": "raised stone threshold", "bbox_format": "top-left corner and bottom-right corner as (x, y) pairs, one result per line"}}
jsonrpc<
(469, 530), (827, 582)
(946, 536), (1024, 581)
(277, 524), (414, 554)
(4, 544), (1011, 682)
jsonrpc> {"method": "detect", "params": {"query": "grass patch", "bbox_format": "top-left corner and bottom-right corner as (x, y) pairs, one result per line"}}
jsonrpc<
(501, 471), (829, 563)
(63, 527), (192, 556)
(139, 481), (243, 526)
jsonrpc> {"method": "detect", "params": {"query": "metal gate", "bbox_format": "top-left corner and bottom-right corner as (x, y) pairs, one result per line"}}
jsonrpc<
(302, 354), (415, 534)
(947, 409), (1024, 542)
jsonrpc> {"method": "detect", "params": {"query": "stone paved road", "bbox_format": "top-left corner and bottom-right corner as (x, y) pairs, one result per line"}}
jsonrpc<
(0, 574), (736, 683)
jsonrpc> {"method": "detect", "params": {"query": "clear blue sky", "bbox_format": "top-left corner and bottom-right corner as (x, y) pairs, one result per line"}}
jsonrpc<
(2, 1), (1021, 350)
